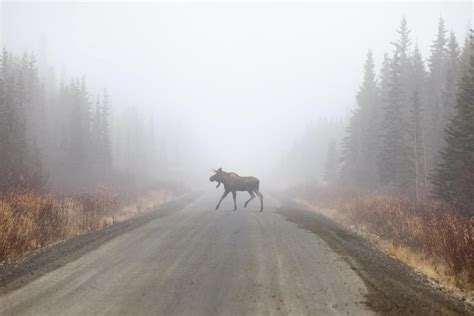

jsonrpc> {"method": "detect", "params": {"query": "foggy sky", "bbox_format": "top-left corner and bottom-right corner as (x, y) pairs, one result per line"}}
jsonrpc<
(1, 1), (472, 176)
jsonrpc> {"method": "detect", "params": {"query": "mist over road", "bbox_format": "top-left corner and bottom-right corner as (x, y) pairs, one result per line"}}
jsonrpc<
(0, 194), (373, 315)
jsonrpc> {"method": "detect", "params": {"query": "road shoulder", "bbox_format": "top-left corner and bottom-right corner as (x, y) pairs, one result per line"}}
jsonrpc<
(276, 197), (473, 316)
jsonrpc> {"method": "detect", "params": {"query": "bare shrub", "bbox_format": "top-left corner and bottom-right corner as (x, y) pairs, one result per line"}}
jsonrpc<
(0, 183), (183, 262)
(294, 185), (474, 290)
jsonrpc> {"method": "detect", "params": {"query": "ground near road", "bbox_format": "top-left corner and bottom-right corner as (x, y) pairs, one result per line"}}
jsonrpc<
(0, 192), (472, 315)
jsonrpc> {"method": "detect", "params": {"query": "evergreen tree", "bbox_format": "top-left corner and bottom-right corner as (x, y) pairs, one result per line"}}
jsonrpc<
(431, 31), (474, 215)
(443, 32), (461, 130)
(379, 17), (414, 196)
(0, 49), (7, 189)
(99, 89), (112, 177)
(339, 109), (361, 185)
(409, 44), (427, 200)
(460, 32), (472, 68)
(324, 139), (338, 184)
(357, 50), (380, 187)
(61, 76), (94, 188)
(376, 53), (391, 182)
(340, 50), (380, 188)
(0, 48), (127, 192)
(425, 16), (448, 173)
(91, 95), (102, 174)
(12, 68), (29, 188)
(379, 53), (391, 107)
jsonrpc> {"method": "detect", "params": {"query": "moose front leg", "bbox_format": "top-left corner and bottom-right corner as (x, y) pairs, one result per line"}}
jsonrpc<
(216, 190), (229, 210)
(232, 191), (237, 211)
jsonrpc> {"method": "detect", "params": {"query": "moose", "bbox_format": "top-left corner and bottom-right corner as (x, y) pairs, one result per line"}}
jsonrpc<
(209, 168), (263, 212)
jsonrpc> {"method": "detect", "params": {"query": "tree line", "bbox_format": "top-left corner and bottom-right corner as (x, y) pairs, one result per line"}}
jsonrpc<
(0, 48), (169, 193)
(280, 119), (344, 186)
(334, 18), (473, 215)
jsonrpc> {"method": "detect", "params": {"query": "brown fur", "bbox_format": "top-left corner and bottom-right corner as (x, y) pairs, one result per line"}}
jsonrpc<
(209, 168), (264, 211)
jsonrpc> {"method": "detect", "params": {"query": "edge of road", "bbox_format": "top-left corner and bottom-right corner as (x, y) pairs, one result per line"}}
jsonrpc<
(275, 196), (474, 316)
(0, 191), (203, 294)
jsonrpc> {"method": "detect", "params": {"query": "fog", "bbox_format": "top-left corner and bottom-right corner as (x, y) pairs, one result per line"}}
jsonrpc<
(1, 1), (472, 189)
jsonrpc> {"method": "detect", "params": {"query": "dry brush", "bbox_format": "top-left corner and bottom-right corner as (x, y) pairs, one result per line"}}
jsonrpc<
(293, 185), (474, 291)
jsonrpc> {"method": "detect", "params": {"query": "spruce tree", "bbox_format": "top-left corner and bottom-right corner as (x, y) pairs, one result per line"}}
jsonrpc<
(461, 33), (472, 69)
(324, 139), (338, 184)
(358, 50), (380, 188)
(0, 49), (7, 190)
(444, 32), (461, 129)
(379, 53), (391, 106)
(0, 48), (119, 192)
(91, 96), (102, 175)
(100, 89), (112, 177)
(409, 44), (427, 200)
(12, 69), (29, 188)
(431, 31), (474, 215)
(340, 50), (380, 188)
(376, 53), (391, 183)
(425, 16), (448, 173)
(340, 109), (361, 186)
(379, 18), (414, 196)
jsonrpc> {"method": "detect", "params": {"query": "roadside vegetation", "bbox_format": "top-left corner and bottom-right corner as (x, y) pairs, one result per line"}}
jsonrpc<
(0, 183), (183, 262)
(286, 18), (473, 297)
(292, 185), (473, 293)
(0, 47), (188, 262)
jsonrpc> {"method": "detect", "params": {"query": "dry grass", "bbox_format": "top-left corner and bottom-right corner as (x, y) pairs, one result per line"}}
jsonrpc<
(0, 193), (82, 259)
(0, 185), (180, 262)
(380, 240), (457, 289)
(294, 185), (474, 293)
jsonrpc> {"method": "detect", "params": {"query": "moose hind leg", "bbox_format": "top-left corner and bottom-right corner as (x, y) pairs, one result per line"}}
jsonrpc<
(216, 191), (229, 210)
(256, 190), (264, 212)
(232, 191), (237, 211)
(244, 191), (256, 208)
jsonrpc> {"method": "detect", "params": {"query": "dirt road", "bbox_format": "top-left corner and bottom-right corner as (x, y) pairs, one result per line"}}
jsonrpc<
(0, 193), (471, 315)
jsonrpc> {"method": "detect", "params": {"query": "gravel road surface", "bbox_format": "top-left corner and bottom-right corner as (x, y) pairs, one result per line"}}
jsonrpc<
(0, 192), (471, 315)
(0, 193), (372, 315)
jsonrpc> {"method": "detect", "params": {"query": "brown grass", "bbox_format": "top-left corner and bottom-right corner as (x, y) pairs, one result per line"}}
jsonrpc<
(293, 185), (474, 293)
(0, 185), (181, 262)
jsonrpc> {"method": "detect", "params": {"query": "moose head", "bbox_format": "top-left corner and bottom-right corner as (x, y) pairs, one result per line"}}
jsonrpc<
(209, 168), (223, 188)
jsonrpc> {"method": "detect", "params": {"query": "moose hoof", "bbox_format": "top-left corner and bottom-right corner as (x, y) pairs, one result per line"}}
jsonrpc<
(260, 209), (263, 212)
(233, 208), (237, 211)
